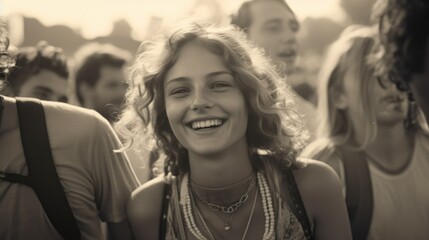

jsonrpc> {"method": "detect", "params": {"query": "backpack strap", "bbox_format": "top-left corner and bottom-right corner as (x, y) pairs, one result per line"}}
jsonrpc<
(284, 169), (314, 240)
(159, 181), (171, 240)
(337, 147), (373, 240)
(0, 171), (31, 186)
(16, 98), (81, 240)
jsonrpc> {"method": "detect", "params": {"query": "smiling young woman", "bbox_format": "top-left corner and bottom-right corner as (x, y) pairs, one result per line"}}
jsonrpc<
(116, 22), (351, 240)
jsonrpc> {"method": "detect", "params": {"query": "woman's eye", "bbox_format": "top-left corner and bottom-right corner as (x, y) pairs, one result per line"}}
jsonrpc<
(170, 88), (189, 97)
(211, 82), (231, 89)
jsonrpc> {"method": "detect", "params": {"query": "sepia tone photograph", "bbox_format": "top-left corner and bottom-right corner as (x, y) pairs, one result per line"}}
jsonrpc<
(1, 0), (428, 239)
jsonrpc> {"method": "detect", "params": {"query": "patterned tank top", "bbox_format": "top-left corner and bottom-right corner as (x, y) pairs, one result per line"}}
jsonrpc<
(163, 161), (308, 239)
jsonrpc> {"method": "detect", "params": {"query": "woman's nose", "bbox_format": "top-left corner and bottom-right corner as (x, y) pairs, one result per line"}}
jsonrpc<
(190, 89), (214, 111)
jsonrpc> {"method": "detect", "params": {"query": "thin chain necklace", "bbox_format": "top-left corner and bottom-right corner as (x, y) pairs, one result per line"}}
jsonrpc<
(194, 194), (236, 232)
(181, 172), (275, 240)
(191, 174), (256, 231)
(194, 184), (259, 240)
(191, 175), (256, 215)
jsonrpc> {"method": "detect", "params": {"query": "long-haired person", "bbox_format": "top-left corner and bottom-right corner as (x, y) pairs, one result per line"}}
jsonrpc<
(373, 0), (429, 122)
(118, 22), (351, 240)
(302, 25), (429, 240)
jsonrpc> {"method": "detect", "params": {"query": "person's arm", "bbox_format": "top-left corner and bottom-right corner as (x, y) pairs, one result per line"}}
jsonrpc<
(88, 113), (140, 240)
(293, 159), (352, 240)
(127, 177), (166, 240)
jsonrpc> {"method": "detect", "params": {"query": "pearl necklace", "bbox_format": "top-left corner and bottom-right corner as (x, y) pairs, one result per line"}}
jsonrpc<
(181, 171), (275, 240)
(257, 171), (275, 240)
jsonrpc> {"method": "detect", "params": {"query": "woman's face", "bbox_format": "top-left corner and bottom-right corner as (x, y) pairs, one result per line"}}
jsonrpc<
(164, 41), (248, 156)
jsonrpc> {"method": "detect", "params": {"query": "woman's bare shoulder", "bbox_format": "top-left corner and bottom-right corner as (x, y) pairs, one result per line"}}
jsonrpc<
(291, 160), (351, 239)
(292, 159), (342, 197)
(127, 176), (168, 240)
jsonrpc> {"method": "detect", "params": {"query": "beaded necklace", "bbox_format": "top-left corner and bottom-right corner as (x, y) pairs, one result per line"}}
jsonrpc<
(180, 171), (275, 240)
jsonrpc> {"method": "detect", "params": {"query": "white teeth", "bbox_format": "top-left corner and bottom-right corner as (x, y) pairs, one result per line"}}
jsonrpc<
(191, 119), (224, 130)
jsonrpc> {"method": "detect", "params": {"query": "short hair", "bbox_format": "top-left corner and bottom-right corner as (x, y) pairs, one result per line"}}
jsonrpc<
(73, 43), (131, 105)
(7, 41), (68, 95)
(116, 22), (308, 176)
(231, 0), (296, 32)
(373, 0), (429, 91)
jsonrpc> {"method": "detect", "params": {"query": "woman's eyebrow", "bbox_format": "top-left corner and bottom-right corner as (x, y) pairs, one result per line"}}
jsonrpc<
(165, 77), (190, 87)
(206, 71), (233, 79)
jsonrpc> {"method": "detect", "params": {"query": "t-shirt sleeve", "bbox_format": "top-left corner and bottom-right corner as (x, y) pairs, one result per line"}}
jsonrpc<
(88, 114), (140, 222)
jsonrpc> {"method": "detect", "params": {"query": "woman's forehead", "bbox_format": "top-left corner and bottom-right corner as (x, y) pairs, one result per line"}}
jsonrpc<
(165, 42), (230, 82)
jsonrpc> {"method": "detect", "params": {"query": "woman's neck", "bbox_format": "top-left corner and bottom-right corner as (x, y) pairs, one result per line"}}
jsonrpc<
(188, 137), (253, 188)
(190, 171), (256, 206)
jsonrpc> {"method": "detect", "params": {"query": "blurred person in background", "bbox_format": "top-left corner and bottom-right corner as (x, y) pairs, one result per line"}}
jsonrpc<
(73, 43), (131, 123)
(302, 25), (429, 240)
(0, 18), (139, 240)
(1, 41), (69, 103)
(373, 0), (429, 122)
(74, 43), (150, 183)
(231, 0), (317, 140)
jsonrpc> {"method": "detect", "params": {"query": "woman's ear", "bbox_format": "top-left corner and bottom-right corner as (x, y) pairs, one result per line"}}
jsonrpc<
(329, 86), (348, 110)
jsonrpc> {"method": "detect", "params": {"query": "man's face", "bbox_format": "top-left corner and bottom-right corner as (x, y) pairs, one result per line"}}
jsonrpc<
(90, 65), (127, 121)
(247, 0), (299, 74)
(19, 69), (68, 102)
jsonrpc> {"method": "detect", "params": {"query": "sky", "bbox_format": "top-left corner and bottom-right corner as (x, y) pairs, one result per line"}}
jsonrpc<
(1, 0), (345, 40)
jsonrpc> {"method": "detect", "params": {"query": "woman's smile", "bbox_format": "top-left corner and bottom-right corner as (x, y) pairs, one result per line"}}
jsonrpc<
(164, 41), (248, 156)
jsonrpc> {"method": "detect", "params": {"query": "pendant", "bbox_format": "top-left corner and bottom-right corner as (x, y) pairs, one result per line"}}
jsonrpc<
(224, 221), (231, 231)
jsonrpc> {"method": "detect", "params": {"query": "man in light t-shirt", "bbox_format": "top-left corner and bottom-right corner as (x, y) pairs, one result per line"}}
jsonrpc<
(0, 19), (140, 240)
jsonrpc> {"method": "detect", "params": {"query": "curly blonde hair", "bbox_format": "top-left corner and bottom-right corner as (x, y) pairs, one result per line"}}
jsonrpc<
(116, 22), (308, 176)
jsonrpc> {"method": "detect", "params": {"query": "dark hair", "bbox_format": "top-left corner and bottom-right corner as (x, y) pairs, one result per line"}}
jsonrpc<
(373, 0), (429, 91)
(7, 41), (68, 94)
(74, 43), (131, 105)
(231, 0), (296, 32)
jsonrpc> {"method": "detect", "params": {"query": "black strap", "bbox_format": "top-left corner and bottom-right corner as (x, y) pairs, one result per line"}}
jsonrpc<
(338, 147), (373, 240)
(0, 171), (31, 186)
(159, 181), (171, 240)
(16, 98), (81, 240)
(284, 169), (314, 240)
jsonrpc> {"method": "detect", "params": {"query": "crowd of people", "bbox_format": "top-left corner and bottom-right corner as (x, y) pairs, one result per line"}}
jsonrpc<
(0, 0), (428, 239)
